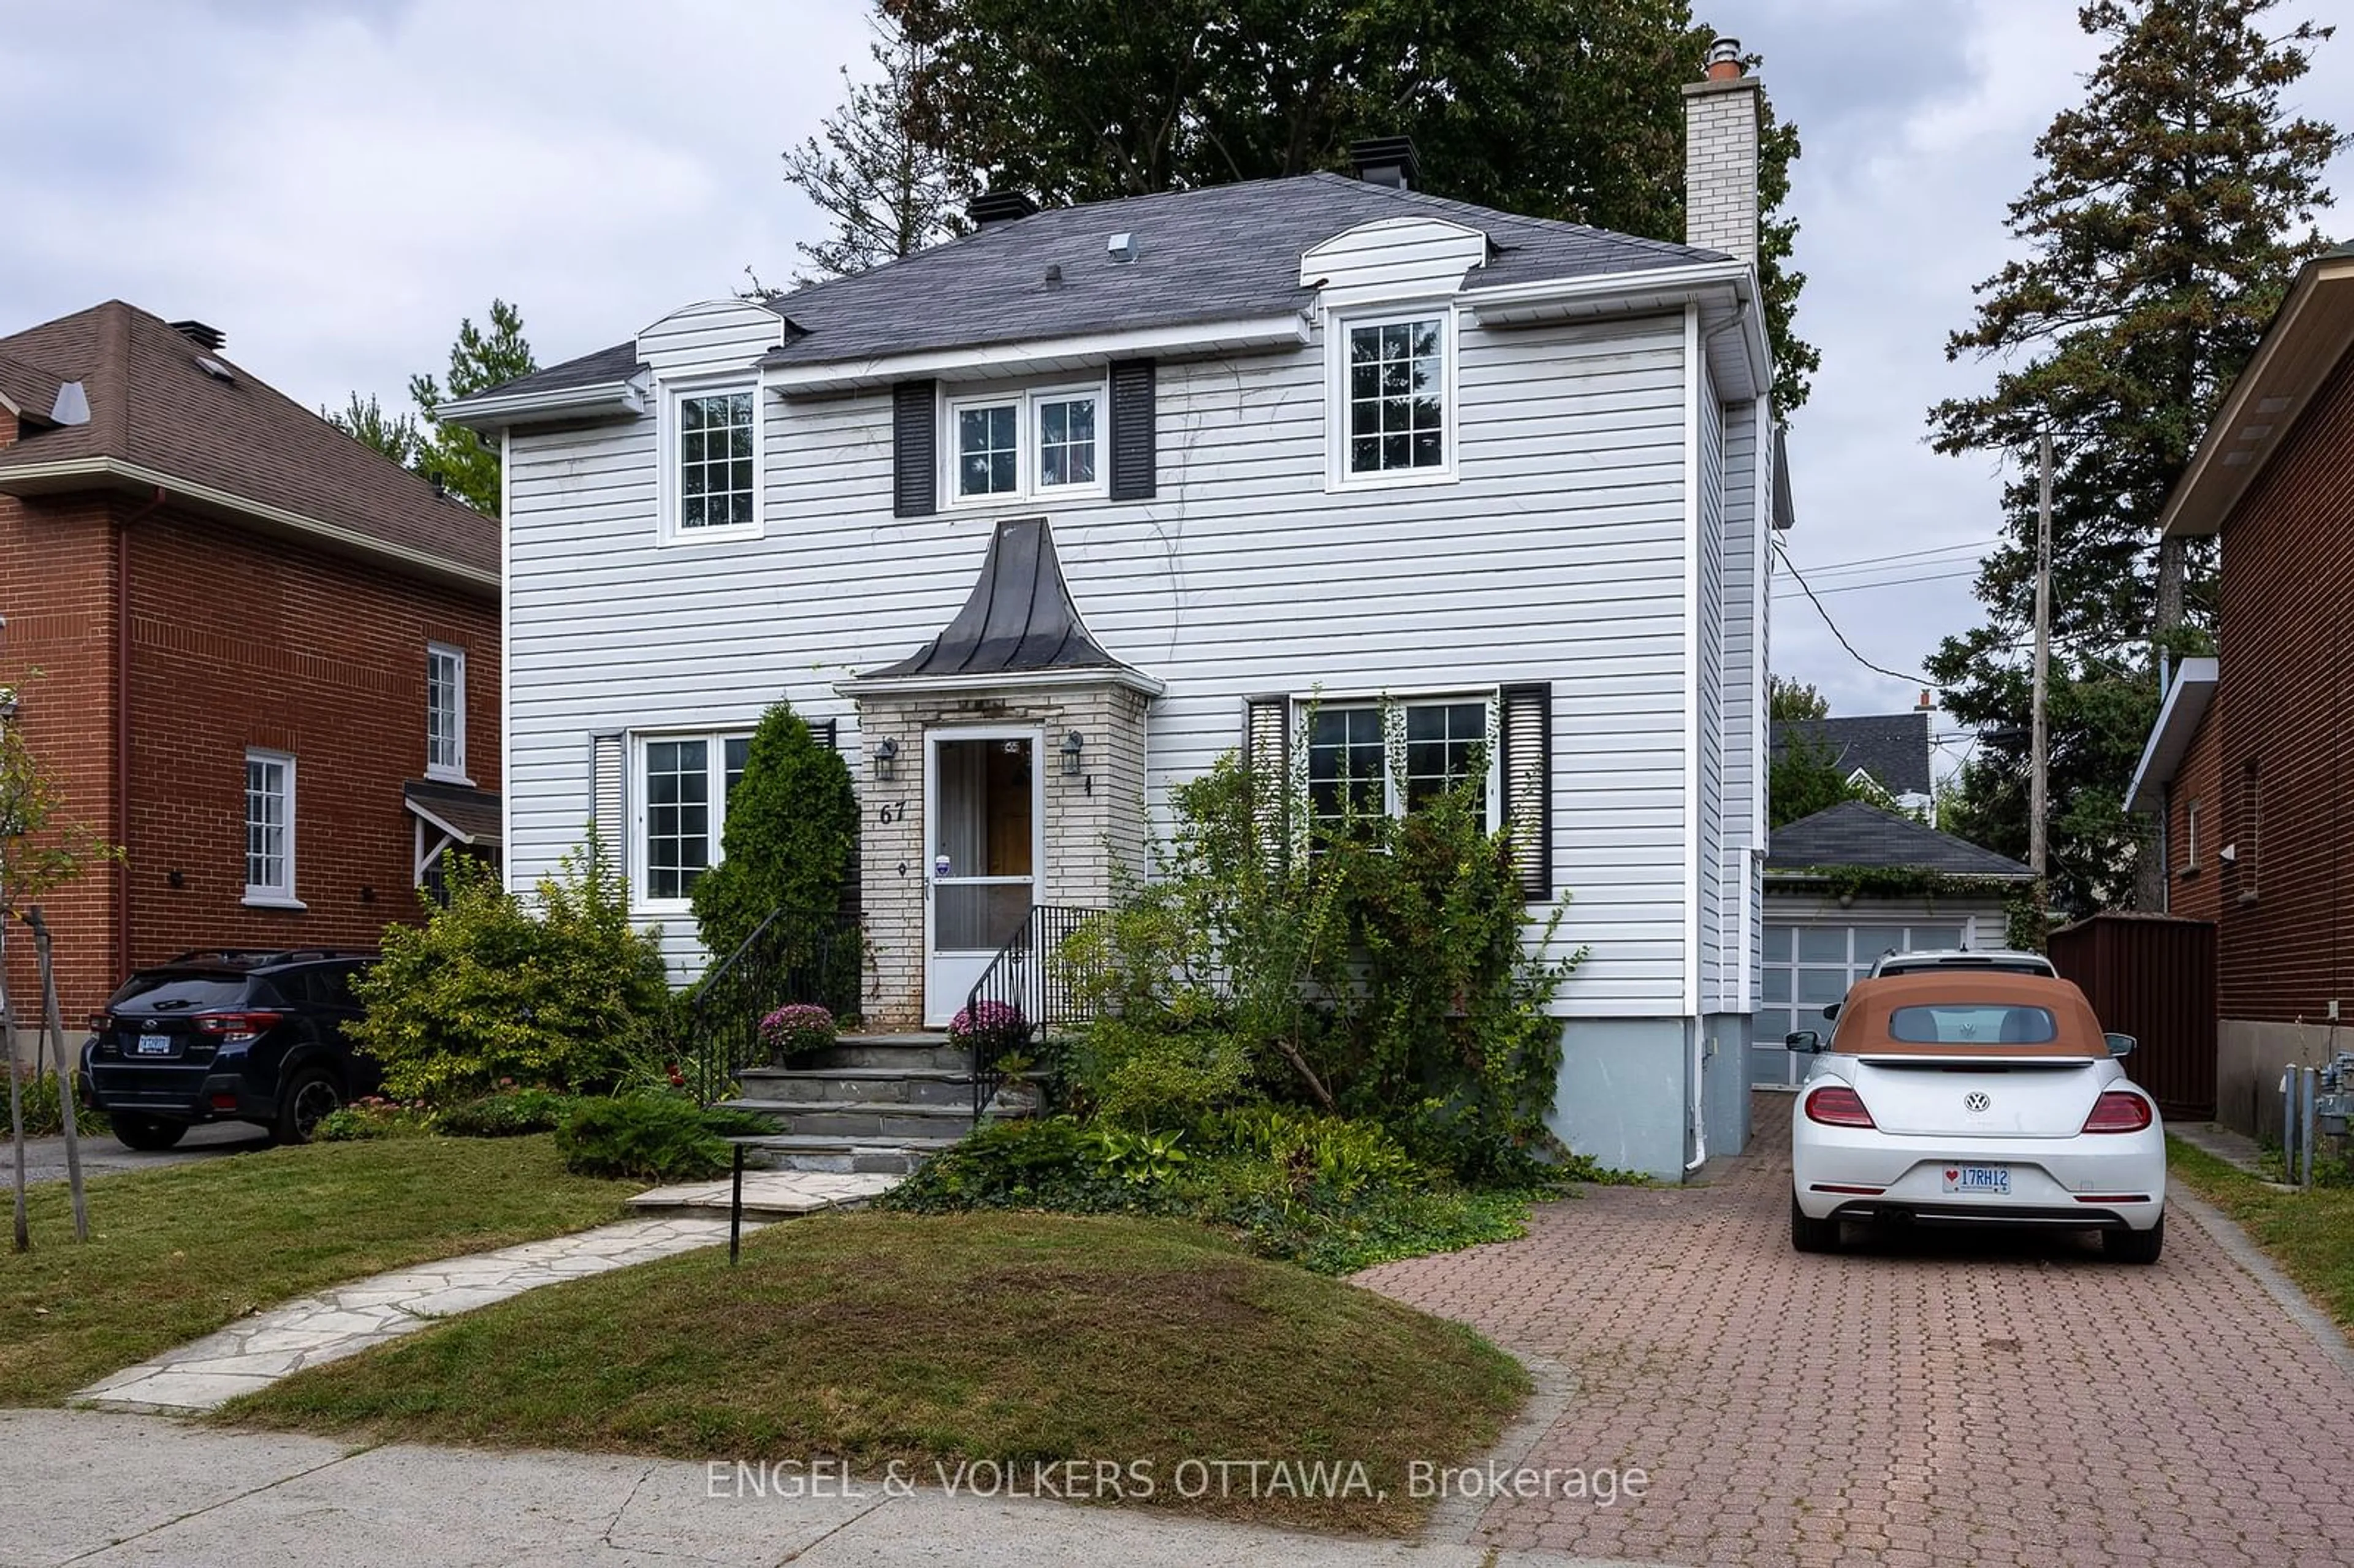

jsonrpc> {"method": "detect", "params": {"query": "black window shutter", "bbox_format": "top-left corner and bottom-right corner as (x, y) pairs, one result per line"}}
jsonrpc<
(1498, 683), (1552, 900)
(816, 717), (839, 750)
(1109, 359), (1156, 500)
(893, 381), (937, 517)
(1242, 694), (1290, 869)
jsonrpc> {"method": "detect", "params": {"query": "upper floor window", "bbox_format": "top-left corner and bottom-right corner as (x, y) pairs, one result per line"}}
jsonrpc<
(1328, 310), (1456, 489)
(2183, 796), (2202, 873)
(426, 642), (466, 782)
(244, 748), (299, 907)
(636, 731), (752, 907)
(1305, 696), (1493, 836)
(660, 381), (762, 542)
(948, 384), (1103, 505)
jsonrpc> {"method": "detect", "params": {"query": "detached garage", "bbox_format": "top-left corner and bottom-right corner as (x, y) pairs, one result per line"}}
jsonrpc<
(1753, 801), (2035, 1087)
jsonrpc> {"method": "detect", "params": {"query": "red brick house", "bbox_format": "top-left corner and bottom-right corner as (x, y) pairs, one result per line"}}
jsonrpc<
(0, 301), (500, 1038)
(2128, 243), (2354, 1133)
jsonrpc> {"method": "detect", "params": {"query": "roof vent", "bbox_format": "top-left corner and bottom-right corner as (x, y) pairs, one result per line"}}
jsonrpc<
(48, 380), (89, 426)
(196, 356), (235, 384)
(1107, 232), (1138, 264)
(1043, 263), (1064, 287)
(169, 320), (225, 352)
(967, 188), (1038, 227)
(1347, 135), (1421, 191)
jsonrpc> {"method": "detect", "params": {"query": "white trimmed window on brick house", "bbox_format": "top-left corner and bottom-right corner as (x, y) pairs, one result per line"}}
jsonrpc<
(426, 642), (466, 782)
(243, 748), (300, 908)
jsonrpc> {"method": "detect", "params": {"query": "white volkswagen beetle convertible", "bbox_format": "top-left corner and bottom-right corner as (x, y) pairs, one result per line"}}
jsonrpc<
(1787, 972), (2165, 1263)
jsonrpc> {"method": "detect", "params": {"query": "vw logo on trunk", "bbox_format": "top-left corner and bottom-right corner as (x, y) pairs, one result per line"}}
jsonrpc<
(1964, 1091), (1992, 1113)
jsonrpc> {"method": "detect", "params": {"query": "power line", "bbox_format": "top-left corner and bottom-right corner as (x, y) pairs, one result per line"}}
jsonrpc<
(1770, 566), (1980, 599)
(1785, 537), (2000, 578)
(1770, 539), (1933, 687)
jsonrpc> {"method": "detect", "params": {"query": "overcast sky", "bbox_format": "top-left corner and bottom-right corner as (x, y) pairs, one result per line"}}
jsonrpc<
(6, 0), (2350, 764)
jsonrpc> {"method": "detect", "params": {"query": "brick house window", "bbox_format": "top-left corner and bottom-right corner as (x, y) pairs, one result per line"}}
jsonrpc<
(427, 643), (466, 782)
(244, 749), (299, 907)
(2184, 797), (2201, 874)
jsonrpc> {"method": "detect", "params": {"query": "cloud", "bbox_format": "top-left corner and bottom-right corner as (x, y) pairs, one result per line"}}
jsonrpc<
(0, 0), (870, 418)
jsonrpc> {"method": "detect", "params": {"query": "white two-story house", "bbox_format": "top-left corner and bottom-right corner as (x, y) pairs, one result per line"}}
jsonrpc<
(445, 47), (1789, 1179)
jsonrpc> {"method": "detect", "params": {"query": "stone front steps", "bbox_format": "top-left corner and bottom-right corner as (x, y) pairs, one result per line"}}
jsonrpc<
(725, 1032), (977, 1174)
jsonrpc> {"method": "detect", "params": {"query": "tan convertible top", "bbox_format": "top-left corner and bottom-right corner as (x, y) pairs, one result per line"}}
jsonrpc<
(1829, 971), (2108, 1059)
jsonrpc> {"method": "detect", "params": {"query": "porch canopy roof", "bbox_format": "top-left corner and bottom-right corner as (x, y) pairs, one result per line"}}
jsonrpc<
(403, 779), (503, 847)
(845, 516), (1163, 696)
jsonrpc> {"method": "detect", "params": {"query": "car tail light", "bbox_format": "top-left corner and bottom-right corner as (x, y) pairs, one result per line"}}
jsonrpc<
(1804, 1084), (1876, 1128)
(194, 1011), (283, 1045)
(2083, 1091), (2154, 1134)
(86, 1011), (112, 1033)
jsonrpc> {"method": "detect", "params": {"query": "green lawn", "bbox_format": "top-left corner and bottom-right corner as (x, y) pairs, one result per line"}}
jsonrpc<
(223, 1210), (1529, 1535)
(0, 1135), (637, 1405)
(2168, 1136), (2354, 1327)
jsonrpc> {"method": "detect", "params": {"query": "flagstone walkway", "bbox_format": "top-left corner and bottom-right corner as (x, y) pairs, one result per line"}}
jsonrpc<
(72, 1216), (747, 1415)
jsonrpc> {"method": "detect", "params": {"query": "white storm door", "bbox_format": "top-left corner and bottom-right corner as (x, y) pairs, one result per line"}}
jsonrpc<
(923, 729), (1042, 1027)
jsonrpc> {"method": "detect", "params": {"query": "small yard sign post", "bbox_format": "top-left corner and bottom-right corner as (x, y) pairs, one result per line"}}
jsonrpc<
(25, 908), (87, 1240)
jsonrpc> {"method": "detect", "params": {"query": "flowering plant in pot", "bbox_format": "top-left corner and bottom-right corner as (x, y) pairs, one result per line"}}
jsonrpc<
(757, 1003), (837, 1065)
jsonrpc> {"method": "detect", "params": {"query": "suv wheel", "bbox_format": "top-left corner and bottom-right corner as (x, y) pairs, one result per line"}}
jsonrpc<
(112, 1113), (189, 1152)
(275, 1068), (343, 1145)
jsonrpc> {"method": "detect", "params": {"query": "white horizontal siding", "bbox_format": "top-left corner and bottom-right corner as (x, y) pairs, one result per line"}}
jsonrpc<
(1696, 362), (1726, 1013)
(1299, 216), (1489, 303)
(636, 299), (785, 376)
(508, 311), (1691, 1006)
(1721, 397), (1764, 1011)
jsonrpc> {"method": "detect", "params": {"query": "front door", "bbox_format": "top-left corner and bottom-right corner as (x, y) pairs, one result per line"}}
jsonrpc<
(924, 731), (1042, 1027)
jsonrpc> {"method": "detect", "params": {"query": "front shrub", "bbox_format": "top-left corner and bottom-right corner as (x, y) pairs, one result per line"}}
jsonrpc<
(316, 1097), (431, 1141)
(436, 1086), (576, 1138)
(689, 698), (858, 962)
(351, 835), (670, 1106)
(12, 1068), (106, 1138)
(1071, 1018), (1256, 1131)
(554, 1093), (772, 1182)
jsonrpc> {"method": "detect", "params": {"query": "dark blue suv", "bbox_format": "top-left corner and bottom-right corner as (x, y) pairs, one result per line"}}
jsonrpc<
(82, 950), (379, 1149)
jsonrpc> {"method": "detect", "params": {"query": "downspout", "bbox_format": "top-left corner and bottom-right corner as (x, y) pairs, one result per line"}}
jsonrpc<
(1686, 1022), (1708, 1174)
(115, 488), (167, 978)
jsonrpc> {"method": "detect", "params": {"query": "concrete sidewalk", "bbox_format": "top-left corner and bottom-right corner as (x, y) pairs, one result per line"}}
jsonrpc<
(0, 1410), (1648, 1567)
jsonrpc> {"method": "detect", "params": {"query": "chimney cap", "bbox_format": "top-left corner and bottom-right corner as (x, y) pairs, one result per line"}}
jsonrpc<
(1704, 37), (1745, 82)
(1347, 135), (1422, 191)
(967, 188), (1039, 227)
(169, 319), (225, 352)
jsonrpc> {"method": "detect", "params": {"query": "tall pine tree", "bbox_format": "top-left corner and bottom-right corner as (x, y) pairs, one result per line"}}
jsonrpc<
(1927, 0), (2339, 914)
(409, 299), (537, 517)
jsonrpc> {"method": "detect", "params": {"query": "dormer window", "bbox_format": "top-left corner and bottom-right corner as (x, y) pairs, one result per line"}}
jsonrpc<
(1327, 308), (1458, 490)
(948, 383), (1105, 505)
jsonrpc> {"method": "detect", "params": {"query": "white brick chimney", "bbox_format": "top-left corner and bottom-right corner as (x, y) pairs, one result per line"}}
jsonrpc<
(1682, 37), (1761, 265)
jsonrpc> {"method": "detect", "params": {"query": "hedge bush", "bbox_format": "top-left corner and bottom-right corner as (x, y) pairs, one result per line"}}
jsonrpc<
(351, 836), (671, 1106)
(689, 699), (858, 962)
(554, 1093), (774, 1183)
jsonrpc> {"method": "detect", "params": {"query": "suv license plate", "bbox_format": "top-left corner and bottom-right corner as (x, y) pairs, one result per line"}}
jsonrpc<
(1942, 1165), (2009, 1195)
(134, 1037), (172, 1056)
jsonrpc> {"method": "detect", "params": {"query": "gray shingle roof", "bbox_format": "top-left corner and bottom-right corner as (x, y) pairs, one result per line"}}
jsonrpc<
(492, 172), (1724, 398)
(867, 517), (1132, 680)
(1770, 713), (1932, 796)
(1768, 801), (2032, 879)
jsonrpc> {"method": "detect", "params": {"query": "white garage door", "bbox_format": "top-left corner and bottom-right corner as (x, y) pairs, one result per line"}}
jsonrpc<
(1751, 921), (1965, 1086)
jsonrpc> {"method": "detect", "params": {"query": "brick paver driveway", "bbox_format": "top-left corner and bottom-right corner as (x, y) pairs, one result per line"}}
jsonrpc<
(1365, 1094), (2354, 1568)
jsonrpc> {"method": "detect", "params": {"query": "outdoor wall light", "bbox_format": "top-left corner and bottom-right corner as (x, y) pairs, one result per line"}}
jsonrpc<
(873, 736), (899, 783)
(1060, 730), (1085, 775)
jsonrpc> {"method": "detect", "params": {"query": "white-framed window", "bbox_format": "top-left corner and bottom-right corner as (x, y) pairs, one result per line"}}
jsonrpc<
(947, 382), (1105, 505)
(1302, 695), (1496, 835)
(2184, 796), (2202, 872)
(1327, 307), (1457, 489)
(243, 749), (299, 907)
(634, 731), (753, 907)
(426, 642), (466, 782)
(658, 379), (763, 542)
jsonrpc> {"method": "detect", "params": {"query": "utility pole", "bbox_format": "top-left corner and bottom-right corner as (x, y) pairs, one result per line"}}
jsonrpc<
(2030, 430), (2053, 881)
